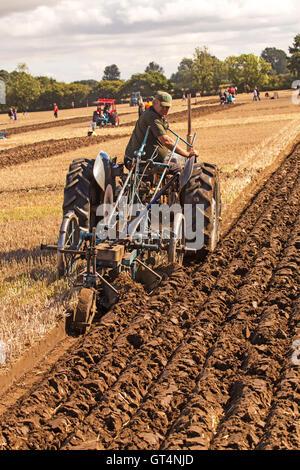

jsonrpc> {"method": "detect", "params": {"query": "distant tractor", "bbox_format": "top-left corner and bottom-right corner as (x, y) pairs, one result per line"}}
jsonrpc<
(0, 130), (7, 139)
(92, 99), (119, 127)
(130, 91), (141, 107)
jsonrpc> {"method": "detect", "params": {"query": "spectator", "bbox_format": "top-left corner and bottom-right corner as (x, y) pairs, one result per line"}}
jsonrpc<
(104, 103), (111, 114)
(53, 103), (58, 118)
(138, 97), (145, 117)
(253, 88), (258, 101)
(8, 108), (13, 120)
(219, 90), (225, 105)
(145, 97), (153, 110)
(13, 107), (17, 120)
(96, 104), (102, 117)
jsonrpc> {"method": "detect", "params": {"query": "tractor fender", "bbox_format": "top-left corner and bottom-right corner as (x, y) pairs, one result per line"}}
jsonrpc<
(179, 155), (195, 193)
(93, 151), (112, 191)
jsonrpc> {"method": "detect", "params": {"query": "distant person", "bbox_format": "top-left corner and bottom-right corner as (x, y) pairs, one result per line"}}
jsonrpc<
(8, 108), (13, 120)
(72, 101), (75, 109)
(253, 88), (258, 101)
(53, 103), (58, 118)
(144, 97), (153, 110)
(227, 94), (234, 104)
(13, 107), (17, 120)
(103, 103), (111, 114)
(138, 97), (145, 117)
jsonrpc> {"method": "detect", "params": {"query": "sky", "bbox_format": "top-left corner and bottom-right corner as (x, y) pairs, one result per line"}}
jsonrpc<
(1, 0), (300, 83)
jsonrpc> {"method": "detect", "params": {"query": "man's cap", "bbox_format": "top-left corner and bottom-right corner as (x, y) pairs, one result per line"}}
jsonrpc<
(155, 91), (172, 107)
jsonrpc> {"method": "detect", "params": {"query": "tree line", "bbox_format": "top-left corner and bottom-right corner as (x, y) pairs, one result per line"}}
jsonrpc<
(1, 35), (300, 113)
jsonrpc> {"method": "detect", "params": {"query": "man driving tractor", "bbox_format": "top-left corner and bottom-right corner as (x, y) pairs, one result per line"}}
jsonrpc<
(125, 91), (198, 173)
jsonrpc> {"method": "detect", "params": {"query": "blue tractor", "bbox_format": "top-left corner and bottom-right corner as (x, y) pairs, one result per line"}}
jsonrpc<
(41, 126), (221, 333)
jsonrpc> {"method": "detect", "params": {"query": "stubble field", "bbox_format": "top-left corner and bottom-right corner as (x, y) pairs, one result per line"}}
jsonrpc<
(0, 90), (299, 450)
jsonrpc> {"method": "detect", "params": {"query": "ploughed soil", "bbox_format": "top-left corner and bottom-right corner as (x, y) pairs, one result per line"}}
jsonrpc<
(0, 141), (299, 450)
(0, 102), (239, 169)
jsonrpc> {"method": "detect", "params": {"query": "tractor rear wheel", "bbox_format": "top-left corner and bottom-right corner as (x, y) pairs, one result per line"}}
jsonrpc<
(111, 112), (119, 127)
(182, 162), (221, 253)
(62, 158), (102, 233)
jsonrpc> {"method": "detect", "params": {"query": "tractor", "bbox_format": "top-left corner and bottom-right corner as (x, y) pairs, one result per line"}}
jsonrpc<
(130, 91), (141, 107)
(41, 124), (221, 334)
(0, 130), (7, 139)
(92, 99), (119, 127)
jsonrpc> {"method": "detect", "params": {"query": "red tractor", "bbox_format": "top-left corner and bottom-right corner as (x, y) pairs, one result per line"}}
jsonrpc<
(92, 99), (119, 127)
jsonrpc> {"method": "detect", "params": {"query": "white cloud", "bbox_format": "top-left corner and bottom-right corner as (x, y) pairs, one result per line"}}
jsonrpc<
(0, 0), (61, 18)
(0, 0), (299, 81)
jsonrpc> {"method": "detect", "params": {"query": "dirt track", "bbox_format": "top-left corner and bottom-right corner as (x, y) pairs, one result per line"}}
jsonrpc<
(0, 103), (239, 169)
(0, 141), (299, 450)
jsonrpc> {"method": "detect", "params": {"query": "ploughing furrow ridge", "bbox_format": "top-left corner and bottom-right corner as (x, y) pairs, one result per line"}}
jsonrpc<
(0, 143), (299, 451)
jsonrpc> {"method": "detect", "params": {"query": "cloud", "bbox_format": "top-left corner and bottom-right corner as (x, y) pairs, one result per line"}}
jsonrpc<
(0, 0), (299, 81)
(0, 0), (61, 18)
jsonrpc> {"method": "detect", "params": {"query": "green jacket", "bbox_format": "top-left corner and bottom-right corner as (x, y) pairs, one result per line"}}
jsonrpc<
(125, 106), (169, 162)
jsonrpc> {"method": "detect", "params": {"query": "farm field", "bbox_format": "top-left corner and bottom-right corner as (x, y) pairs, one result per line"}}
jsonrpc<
(0, 90), (299, 450)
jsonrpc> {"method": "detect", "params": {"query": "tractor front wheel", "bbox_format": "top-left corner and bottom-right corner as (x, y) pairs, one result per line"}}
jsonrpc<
(57, 211), (81, 278)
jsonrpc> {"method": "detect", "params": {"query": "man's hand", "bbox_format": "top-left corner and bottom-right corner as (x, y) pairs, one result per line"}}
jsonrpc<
(158, 134), (198, 158)
(187, 147), (199, 158)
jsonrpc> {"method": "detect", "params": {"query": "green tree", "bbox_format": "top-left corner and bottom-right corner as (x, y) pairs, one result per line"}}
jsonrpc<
(95, 80), (124, 101)
(288, 34), (300, 54)
(6, 63), (41, 111)
(102, 64), (121, 81)
(145, 61), (164, 74)
(261, 47), (288, 74)
(170, 57), (194, 95)
(0, 69), (9, 83)
(225, 54), (272, 89)
(122, 71), (169, 98)
(288, 53), (300, 77)
(64, 83), (91, 107)
(288, 34), (300, 77)
(177, 58), (194, 72)
(73, 79), (98, 88)
(192, 47), (225, 95)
